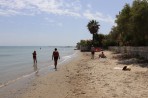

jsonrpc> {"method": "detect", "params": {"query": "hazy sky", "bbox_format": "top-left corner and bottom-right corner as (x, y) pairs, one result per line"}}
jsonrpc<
(0, 0), (133, 46)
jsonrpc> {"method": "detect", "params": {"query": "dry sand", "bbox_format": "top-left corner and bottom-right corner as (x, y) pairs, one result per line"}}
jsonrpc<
(18, 51), (148, 98)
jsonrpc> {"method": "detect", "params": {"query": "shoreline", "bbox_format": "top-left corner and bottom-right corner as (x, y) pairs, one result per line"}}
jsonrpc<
(0, 46), (76, 87)
(20, 50), (148, 98)
(0, 50), (78, 98)
(19, 51), (82, 98)
(1, 50), (148, 98)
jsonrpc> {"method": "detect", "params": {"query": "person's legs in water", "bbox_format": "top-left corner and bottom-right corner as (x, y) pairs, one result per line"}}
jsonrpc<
(33, 58), (35, 64)
(35, 58), (37, 63)
(54, 60), (57, 69)
(33, 58), (37, 64)
(54, 57), (58, 69)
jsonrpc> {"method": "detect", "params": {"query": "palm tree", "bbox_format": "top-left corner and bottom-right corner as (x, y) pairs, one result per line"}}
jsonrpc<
(87, 20), (100, 45)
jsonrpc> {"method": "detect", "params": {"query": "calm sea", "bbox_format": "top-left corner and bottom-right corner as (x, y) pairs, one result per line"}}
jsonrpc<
(0, 46), (76, 88)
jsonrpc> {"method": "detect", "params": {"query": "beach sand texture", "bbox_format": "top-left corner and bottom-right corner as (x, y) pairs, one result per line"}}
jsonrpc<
(17, 51), (148, 98)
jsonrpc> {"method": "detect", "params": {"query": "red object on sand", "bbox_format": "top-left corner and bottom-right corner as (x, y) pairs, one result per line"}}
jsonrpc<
(95, 47), (102, 52)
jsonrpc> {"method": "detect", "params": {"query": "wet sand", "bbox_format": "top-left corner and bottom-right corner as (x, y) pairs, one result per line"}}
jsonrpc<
(16, 51), (148, 98)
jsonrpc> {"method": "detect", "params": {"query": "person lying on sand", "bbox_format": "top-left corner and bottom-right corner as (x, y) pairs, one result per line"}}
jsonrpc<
(99, 51), (106, 58)
(122, 66), (131, 71)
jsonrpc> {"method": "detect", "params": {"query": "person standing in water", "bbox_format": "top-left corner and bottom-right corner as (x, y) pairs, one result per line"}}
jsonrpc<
(32, 51), (37, 64)
(52, 48), (60, 69)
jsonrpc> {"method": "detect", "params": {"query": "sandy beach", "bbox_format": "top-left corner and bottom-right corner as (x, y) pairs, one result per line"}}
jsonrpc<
(16, 50), (148, 98)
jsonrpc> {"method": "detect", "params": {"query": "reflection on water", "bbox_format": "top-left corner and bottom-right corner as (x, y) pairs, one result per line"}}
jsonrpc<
(55, 68), (57, 71)
(33, 64), (39, 76)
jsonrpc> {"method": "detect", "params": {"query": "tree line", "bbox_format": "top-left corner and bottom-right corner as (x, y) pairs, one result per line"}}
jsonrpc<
(110, 0), (148, 46)
(77, 0), (148, 49)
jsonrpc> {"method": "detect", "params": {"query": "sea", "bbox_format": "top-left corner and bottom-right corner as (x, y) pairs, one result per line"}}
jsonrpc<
(0, 46), (77, 89)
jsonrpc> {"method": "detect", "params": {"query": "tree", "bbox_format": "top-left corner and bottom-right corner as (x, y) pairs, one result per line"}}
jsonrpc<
(115, 4), (132, 45)
(87, 20), (100, 46)
(89, 33), (104, 47)
(110, 0), (148, 46)
(130, 0), (148, 45)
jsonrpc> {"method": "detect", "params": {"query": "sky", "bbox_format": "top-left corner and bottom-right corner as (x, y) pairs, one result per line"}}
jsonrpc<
(0, 0), (133, 46)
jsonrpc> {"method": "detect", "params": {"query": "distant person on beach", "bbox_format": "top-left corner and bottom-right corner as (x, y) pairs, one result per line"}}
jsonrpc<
(99, 51), (106, 58)
(91, 45), (95, 59)
(32, 51), (37, 64)
(52, 48), (60, 69)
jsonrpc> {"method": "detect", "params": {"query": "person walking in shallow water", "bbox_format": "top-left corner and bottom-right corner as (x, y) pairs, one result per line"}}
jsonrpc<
(32, 51), (37, 64)
(52, 48), (60, 69)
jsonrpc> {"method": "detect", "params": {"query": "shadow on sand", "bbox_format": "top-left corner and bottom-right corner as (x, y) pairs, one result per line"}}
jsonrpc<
(111, 52), (148, 68)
